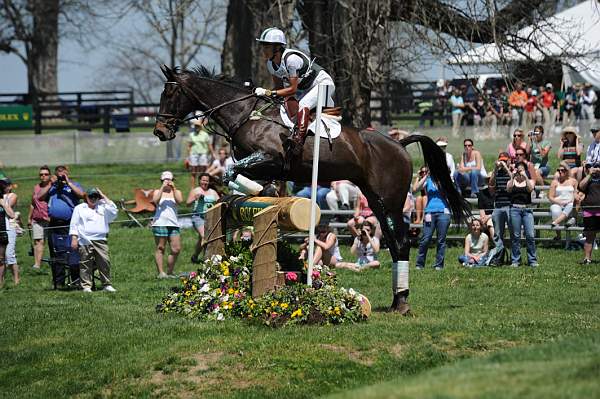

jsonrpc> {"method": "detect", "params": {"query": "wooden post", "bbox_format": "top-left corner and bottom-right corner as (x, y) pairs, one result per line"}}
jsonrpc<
(203, 202), (226, 258)
(250, 206), (279, 297)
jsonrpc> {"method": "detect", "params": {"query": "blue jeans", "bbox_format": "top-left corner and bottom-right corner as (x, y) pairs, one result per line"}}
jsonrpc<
(458, 253), (489, 267)
(510, 207), (538, 265)
(416, 212), (451, 269)
(296, 186), (330, 210)
(453, 169), (482, 195)
(492, 206), (512, 252)
(538, 165), (550, 178)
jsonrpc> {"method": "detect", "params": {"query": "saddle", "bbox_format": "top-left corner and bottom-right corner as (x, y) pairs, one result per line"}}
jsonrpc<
(284, 96), (342, 124)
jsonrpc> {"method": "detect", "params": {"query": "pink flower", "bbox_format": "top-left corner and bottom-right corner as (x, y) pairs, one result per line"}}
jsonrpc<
(312, 270), (321, 279)
(285, 272), (298, 282)
(189, 272), (197, 279)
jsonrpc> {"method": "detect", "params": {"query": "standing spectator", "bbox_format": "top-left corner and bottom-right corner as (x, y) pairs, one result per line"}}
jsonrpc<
(529, 125), (552, 180)
(2, 178), (20, 285)
(69, 188), (118, 293)
(458, 219), (489, 267)
(584, 125), (600, 166)
(468, 95), (487, 139)
(562, 85), (579, 127)
(205, 147), (234, 179)
(435, 138), (455, 179)
(523, 87), (537, 129)
(549, 162), (578, 238)
(187, 116), (216, 188)
(152, 171), (183, 278)
(449, 88), (465, 137)
(187, 173), (220, 264)
(347, 193), (380, 238)
(514, 149), (538, 183)
(335, 221), (380, 271)
(488, 152), (513, 265)
(580, 83), (597, 131)
(38, 165), (84, 287)
(498, 85), (512, 135)
(325, 180), (359, 211)
(507, 161), (539, 267)
(579, 161), (600, 264)
(507, 128), (530, 161)
(414, 169), (451, 270)
(484, 90), (500, 138)
(29, 166), (51, 271)
(0, 180), (16, 288)
(540, 83), (556, 133)
(508, 83), (528, 128)
(453, 138), (484, 197)
(558, 126), (583, 179)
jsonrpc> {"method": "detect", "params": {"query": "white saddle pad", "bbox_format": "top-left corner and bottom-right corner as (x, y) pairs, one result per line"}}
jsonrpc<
(279, 105), (341, 139)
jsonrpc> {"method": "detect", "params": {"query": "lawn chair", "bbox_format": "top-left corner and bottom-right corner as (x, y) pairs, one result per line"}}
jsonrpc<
(119, 188), (156, 227)
(46, 231), (81, 290)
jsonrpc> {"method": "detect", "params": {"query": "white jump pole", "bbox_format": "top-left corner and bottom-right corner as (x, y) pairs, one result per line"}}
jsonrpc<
(307, 84), (328, 286)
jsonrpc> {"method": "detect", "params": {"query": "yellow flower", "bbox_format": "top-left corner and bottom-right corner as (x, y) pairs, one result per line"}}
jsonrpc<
(228, 288), (235, 295)
(291, 308), (303, 318)
(222, 268), (230, 276)
(334, 306), (341, 315)
(192, 285), (197, 291)
(281, 303), (289, 309)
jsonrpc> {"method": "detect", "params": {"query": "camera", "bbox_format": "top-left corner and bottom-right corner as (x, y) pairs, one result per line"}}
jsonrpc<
(57, 175), (67, 182)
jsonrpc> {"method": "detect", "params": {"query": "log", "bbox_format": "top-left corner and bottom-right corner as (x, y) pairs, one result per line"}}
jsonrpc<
(250, 206), (279, 297)
(226, 196), (319, 231)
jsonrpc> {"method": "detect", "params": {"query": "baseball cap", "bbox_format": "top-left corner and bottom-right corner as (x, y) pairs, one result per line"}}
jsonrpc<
(86, 187), (100, 197)
(436, 139), (448, 147)
(591, 125), (600, 133)
(160, 171), (174, 181)
(545, 83), (553, 89)
(497, 152), (510, 162)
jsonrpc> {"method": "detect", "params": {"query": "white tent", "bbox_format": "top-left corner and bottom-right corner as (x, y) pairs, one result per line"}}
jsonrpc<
(449, 0), (600, 87)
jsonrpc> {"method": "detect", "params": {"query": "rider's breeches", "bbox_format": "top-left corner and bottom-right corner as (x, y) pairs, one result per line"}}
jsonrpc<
(298, 71), (335, 109)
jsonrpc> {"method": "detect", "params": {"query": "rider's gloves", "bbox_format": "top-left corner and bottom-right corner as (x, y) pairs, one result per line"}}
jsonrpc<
(254, 87), (276, 97)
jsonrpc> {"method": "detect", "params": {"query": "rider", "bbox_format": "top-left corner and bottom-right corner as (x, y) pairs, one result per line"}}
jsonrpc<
(254, 27), (335, 155)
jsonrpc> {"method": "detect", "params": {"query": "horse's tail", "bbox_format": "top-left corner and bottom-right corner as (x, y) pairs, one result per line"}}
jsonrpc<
(398, 134), (471, 224)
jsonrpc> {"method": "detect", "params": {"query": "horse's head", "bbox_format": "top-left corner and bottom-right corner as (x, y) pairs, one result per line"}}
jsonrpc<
(154, 65), (197, 141)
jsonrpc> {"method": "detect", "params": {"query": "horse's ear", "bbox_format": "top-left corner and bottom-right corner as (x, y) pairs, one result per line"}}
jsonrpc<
(161, 64), (173, 81)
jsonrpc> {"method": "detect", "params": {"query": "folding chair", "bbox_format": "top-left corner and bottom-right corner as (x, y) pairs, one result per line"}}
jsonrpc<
(47, 231), (81, 290)
(119, 188), (156, 227)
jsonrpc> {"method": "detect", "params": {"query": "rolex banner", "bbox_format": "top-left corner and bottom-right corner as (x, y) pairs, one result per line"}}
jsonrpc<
(0, 105), (33, 129)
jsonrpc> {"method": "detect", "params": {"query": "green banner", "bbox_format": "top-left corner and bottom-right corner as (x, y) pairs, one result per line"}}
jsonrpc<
(0, 105), (33, 129)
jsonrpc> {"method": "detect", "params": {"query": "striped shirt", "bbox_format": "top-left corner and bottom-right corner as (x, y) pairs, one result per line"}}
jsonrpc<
(492, 171), (511, 208)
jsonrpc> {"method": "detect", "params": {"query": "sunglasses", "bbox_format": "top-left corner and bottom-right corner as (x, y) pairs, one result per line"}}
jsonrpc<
(516, 153), (525, 156)
(557, 168), (567, 172)
(39, 173), (50, 176)
(464, 144), (473, 147)
(514, 134), (523, 138)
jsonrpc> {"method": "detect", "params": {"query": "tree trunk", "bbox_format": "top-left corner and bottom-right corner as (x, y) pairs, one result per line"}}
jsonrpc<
(28, 0), (59, 95)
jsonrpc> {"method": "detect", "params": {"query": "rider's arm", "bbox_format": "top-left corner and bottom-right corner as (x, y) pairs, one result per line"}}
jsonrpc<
(273, 76), (299, 98)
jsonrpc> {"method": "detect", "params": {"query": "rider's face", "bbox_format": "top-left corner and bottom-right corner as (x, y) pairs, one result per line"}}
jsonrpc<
(261, 44), (275, 60)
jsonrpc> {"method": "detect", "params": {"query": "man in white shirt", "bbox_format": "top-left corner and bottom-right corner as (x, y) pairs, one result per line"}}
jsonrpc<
(436, 137), (456, 181)
(585, 126), (600, 165)
(69, 187), (118, 293)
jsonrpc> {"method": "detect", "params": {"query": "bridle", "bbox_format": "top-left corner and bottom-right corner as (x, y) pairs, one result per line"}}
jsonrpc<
(155, 79), (261, 142)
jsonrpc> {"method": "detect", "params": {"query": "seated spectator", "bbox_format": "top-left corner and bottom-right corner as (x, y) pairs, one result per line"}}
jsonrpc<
(388, 128), (409, 141)
(205, 147), (234, 179)
(584, 125), (600, 168)
(558, 126), (583, 180)
(325, 180), (359, 211)
(458, 219), (489, 267)
(549, 162), (578, 238)
(435, 137), (455, 179)
(294, 184), (330, 210)
(335, 221), (380, 271)
(507, 128), (530, 161)
(412, 166), (428, 226)
(298, 224), (342, 267)
(529, 125), (552, 181)
(579, 161), (600, 264)
(347, 193), (380, 238)
(476, 180), (495, 240)
(453, 138), (485, 197)
(403, 191), (415, 225)
(187, 173), (220, 264)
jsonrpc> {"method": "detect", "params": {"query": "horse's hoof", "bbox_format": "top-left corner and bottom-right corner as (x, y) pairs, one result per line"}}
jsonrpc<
(389, 302), (411, 315)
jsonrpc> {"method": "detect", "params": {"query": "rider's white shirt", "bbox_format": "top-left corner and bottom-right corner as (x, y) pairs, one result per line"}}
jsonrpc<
(267, 49), (305, 85)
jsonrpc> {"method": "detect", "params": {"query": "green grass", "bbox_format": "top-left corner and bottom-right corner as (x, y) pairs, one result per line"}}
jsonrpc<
(1, 165), (598, 398)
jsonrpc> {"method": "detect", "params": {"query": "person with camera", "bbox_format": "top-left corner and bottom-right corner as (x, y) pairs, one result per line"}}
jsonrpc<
(558, 126), (583, 180)
(529, 125), (552, 181)
(187, 172), (220, 264)
(69, 188), (118, 293)
(347, 193), (380, 239)
(488, 152), (513, 265)
(152, 171), (183, 278)
(36, 165), (84, 287)
(336, 222), (380, 272)
(507, 161), (539, 267)
(578, 159), (600, 264)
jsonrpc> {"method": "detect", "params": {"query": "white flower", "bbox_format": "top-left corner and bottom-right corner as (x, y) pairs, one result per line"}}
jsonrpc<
(348, 288), (356, 296)
(222, 294), (230, 302)
(210, 254), (223, 263)
(230, 256), (239, 262)
(217, 313), (225, 321)
(199, 284), (210, 292)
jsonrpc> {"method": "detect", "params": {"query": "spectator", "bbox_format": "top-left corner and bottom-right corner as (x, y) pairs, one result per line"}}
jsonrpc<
(453, 138), (484, 197)
(29, 166), (51, 271)
(549, 162), (578, 238)
(507, 161), (539, 267)
(388, 128), (409, 142)
(205, 147), (234, 179)
(458, 219), (489, 267)
(579, 160), (600, 264)
(187, 116), (216, 188)
(69, 188), (118, 293)
(580, 83), (597, 131)
(152, 171), (183, 278)
(488, 152), (513, 266)
(484, 90), (500, 138)
(347, 193), (380, 239)
(449, 88), (465, 137)
(508, 82), (528, 128)
(558, 126), (583, 179)
(523, 87), (537, 129)
(468, 95), (487, 138)
(187, 173), (220, 264)
(507, 128), (530, 161)
(414, 168), (451, 270)
(584, 125), (600, 166)
(2, 178), (20, 286)
(513, 148), (538, 184)
(529, 125), (552, 181)
(435, 137), (456, 179)
(476, 181), (495, 240)
(38, 165), (84, 288)
(562, 85), (579, 127)
(412, 166), (428, 227)
(325, 180), (359, 211)
(540, 83), (556, 133)
(294, 184), (330, 210)
(335, 221), (380, 271)
(0, 180), (16, 288)
(298, 224), (342, 267)
(498, 85), (512, 133)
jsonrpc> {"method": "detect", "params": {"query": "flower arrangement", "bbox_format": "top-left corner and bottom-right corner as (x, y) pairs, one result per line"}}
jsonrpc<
(156, 245), (367, 326)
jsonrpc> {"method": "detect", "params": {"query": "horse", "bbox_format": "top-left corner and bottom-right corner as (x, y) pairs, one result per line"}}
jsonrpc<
(153, 65), (470, 314)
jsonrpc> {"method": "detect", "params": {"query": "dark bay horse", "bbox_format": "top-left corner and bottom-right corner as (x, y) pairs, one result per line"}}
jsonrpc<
(153, 65), (469, 314)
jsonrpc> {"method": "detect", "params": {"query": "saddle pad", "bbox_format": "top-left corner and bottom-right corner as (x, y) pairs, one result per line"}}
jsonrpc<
(279, 105), (341, 139)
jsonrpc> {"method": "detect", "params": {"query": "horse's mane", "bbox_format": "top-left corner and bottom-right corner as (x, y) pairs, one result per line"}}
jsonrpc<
(181, 65), (248, 90)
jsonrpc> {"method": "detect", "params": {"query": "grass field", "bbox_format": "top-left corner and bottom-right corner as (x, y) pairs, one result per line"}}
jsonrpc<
(0, 163), (599, 398)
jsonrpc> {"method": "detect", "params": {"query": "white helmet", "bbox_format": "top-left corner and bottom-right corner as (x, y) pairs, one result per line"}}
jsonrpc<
(256, 27), (286, 45)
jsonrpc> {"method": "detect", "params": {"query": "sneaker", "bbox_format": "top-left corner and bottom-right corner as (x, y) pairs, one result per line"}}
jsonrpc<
(462, 262), (468, 267)
(103, 285), (117, 293)
(82, 287), (93, 293)
(530, 262), (540, 268)
(168, 274), (179, 279)
(415, 266), (424, 270)
(157, 272), (168, 279)
(580, 258), (592, 265)
(434, 266), (443, 271)
(566, 218), (576, 227)
(190, 255), (200, 264)
(510, 263), (520, 268)
(550, 223), (559, 230)
(32, 264), (41, 271)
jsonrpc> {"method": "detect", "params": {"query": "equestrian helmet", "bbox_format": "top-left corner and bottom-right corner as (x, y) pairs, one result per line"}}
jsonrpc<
(256, 27), (286, 45)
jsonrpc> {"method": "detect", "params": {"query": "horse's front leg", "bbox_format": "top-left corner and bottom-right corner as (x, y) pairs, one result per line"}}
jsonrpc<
(226, 151), (284, 182)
